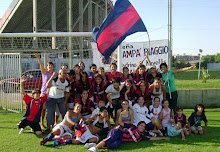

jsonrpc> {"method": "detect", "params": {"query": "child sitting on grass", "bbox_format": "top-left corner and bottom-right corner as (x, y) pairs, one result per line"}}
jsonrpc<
(188, 104), (208, 135)
(17, 76), (47, 135)
(161, 120), (186, 141)
(174, 107), (189, 136)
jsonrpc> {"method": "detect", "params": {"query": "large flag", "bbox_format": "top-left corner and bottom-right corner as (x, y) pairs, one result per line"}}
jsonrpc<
(92, 0), (147, 59)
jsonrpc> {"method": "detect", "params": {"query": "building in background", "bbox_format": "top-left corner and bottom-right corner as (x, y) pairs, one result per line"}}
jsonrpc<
(174, 54), (200, 65)
(0, 0), (113, 72)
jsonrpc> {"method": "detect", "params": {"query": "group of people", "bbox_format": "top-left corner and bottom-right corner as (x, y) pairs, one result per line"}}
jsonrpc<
(17, 54), (208, 151)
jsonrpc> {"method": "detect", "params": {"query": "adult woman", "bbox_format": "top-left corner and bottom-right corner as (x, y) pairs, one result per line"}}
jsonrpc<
(116, 99), (134, 127)
(160, 63), (195, 114)
(40, 103), (82, 145)
(34, 54), (54, 128)
(149, 78), (166, 105)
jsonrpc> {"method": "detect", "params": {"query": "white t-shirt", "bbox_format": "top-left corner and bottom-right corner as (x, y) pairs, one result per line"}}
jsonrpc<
(149, 105), (162, 121)
(129, 101), (153, 126)
(48, 77), (70, 99)
(105, 83), (124, 99)
(91, 107), (109, 128)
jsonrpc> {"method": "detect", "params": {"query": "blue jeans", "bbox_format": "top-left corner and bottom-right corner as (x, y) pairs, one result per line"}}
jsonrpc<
(46, 97), (66, 126)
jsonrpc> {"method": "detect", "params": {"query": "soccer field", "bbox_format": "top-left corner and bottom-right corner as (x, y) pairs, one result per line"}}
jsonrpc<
(0, 108), (220, 152)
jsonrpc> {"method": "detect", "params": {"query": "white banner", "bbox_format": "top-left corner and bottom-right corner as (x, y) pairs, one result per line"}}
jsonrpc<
(92, 39), (168, 72)
(121, 40), (168, 72)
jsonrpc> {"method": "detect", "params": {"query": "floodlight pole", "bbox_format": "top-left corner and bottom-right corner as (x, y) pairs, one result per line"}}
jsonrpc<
(168, 0), (172, 70)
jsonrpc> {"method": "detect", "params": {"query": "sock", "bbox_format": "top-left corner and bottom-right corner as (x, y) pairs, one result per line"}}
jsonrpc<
(65, 139), (73, 144)
(44, 133), (54, 142)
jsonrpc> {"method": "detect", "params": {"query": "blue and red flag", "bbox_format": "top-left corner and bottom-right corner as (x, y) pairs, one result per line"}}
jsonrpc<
(92, 0), (147, 59)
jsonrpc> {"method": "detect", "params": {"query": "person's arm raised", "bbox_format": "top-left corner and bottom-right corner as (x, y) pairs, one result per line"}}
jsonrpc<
(173, 66), (195, 74)
(34, 54), (46, 76)
(20, 76), (27, 96)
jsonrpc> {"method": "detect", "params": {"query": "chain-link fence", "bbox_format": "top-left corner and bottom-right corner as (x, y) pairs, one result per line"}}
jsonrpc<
(0, 33), (93, 113)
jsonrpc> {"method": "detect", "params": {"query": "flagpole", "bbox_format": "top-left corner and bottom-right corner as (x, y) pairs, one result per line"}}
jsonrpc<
(141, 31), (151, 63)
(117, 44), (122, 72)
(168, 0), (173, 70)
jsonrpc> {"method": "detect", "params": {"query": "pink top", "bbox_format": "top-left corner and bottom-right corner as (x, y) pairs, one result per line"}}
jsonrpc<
(108, 71), (121, 82)
(41, 71), (51, 95)
(162, 108), (171, 124)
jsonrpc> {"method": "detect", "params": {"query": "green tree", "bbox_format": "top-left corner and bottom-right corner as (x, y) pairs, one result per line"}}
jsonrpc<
(214, 53), (220, 62)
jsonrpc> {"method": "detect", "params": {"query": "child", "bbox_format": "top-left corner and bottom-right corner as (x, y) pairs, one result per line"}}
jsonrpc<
(174, 107), (189, 136)
(161, 120), (186, 141)
(149, 97), (162, 128)
(188, 104), (208, 135)
(89, 64), (98, 78)
(120, 79), (136, 102)
(160, 100), (172, 128)
(107, 63), (121, 82)
(91, 99), (112, 136)
(121, 67), (133, 82)
(40, 103), (82, 145)
(105, 77), (124, 120)
(131, 64), (148, 85)
(91, 74), (108, 107)
(86, 121), (170, 151)
(17, 77), (47, 135)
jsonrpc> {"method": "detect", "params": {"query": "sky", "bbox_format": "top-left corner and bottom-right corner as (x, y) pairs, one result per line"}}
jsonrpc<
(0, 0), (220, 56)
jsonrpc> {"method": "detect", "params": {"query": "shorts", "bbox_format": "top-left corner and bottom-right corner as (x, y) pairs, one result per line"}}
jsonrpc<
(103, 128), (122, 149)
(191, 126), (203, 132)
(52, 122), (73, 138)
(75, 126), (99, 143)
(18, 119), (42, 132)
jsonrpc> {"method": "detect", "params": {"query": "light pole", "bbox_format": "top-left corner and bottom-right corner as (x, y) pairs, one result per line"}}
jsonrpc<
(198, 49), (203, 80)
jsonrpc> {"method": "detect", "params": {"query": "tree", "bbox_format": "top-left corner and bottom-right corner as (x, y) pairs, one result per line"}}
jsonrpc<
(214, 53), (220, 62)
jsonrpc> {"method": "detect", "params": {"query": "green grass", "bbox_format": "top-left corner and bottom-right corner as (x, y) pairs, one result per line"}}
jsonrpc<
(174, 70), (220, 89)
(0, 109), (220, 152)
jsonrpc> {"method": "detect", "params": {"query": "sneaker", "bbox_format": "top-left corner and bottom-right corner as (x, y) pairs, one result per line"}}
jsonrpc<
(19, 128), (26, 134)
(148, 131), (157, 137)
(88, 147), (98, 152)
(40, 138), (46, 146)
(84, 143), (96, 149)
(52, 140), (66, 147)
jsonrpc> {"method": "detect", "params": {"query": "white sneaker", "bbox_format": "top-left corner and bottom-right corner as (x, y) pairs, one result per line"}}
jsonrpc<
(84, 143), (96, 149)
(88, 147), (98, 152)
(19, 128), (26, 134)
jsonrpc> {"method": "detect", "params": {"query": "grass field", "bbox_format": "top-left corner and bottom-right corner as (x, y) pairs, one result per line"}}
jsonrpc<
(0, 108), (220, 152)
(174, 70), (220, 89)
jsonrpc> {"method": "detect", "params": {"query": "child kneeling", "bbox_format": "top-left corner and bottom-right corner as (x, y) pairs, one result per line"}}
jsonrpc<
(17, 77), (47, 135)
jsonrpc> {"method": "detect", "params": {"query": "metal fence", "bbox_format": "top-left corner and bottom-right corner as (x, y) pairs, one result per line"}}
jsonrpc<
(0, 32), (93, 113)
